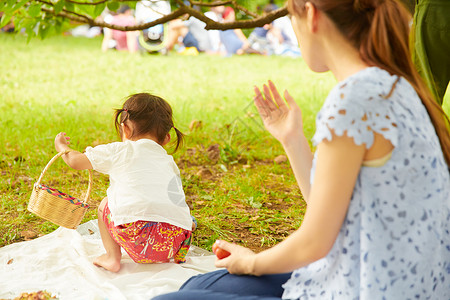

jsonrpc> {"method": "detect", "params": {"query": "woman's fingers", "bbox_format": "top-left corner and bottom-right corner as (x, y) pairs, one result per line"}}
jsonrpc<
(268, 80), (286, 108)
(213, 241), (237, 268)
(262, 84), (278, 111)
(214, 242), (233, 268)
(214, 240), (256, 275)
(215, 240), (233, 252)
(253, 86), (264, 107)
(254, 82), (297, 125)
(283, 89), (297, 109)
(254, 86), (271, 119)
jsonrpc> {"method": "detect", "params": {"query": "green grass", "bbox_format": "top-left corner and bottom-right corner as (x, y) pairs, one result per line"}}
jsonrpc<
(0, 33), (448, 251)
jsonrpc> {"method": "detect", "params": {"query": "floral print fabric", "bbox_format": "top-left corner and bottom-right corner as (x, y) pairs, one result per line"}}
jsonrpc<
(103, 202), (192, 264)
(282, 67), (450, 299)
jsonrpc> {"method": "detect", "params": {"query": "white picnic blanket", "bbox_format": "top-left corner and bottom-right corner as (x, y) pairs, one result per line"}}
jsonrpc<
(0, 220), (217, 299)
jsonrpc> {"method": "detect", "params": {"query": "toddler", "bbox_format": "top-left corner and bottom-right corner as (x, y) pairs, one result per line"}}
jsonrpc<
(54, 93), (193, 272)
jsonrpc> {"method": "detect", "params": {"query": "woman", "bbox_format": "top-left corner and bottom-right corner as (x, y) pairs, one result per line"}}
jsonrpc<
(155, 0), (450, 299)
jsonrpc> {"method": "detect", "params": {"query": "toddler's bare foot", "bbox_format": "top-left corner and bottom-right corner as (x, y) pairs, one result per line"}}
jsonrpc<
(93, 253), (121, 272)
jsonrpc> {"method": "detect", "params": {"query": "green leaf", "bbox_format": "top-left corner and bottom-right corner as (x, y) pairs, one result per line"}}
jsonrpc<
(125, 1), (136, 9)
(28, 3), (42, 18)
(13, 0), (29, 10)
(53, 0), (65, 15)
(0, 12), (12, 28)
(54, 18), (65, 34)
(106, 1), (120, 12)
(1, 0), (12, 13)
(93, 2), (106, 18)
(25, 20), (38, 42)
(6, 0), (15, 8)
(65, 1), (74, 12)
(38, 22), (51, 39)
(78, 4), (95, 17)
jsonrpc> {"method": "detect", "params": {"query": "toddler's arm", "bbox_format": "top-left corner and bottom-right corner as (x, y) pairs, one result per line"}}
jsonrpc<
(55, 132), (93, 170)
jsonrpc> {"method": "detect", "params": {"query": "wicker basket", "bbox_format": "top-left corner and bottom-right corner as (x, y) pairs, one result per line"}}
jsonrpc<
(28, 150), (92, 229)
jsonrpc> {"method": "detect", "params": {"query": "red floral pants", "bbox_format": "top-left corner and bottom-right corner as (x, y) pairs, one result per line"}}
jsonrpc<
(103, 203), (191, 264)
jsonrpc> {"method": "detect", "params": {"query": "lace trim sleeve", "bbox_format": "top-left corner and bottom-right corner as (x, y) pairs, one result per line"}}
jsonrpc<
(312, 75), (400, 149)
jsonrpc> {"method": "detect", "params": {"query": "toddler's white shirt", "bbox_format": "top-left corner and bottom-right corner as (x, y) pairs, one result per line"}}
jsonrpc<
(85, 139), (192, 231)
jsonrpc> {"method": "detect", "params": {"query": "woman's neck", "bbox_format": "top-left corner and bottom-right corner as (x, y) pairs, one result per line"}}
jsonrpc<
(321, 24), (370, 82)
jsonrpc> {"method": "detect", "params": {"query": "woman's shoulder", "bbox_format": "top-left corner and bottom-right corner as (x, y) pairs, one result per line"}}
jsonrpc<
(314, 67), (410, 147)
(330, 67), (401, 103)
(322, 66), (421, 123)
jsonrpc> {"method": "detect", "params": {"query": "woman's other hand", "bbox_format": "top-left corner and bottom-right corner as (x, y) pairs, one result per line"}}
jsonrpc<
(254, 81), (304, 146)
(214, 240), (257, 275)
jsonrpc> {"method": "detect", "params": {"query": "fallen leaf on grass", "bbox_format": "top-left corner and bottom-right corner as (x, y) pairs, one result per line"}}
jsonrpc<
(20, 230), (38, 240)
(218, 164), (228, 172)
(186, 147), (197, 156)
(274, 155), (287, 164)
(17, 175), (34, 183)
(0, 160), (12, 168)
(189, 120), (203, 131)
(206, 144), (220, 162)
(196, 168), (213, 180)
(238, 157), (248, 164)
(14, 156), (26, 163)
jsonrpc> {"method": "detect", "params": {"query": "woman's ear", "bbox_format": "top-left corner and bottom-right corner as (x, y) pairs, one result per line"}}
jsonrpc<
(305, 2), (319, 33)
(162, 133), (171, 146)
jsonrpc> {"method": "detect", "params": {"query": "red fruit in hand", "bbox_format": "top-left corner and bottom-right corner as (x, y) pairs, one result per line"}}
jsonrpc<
(212, 242), (231, 259)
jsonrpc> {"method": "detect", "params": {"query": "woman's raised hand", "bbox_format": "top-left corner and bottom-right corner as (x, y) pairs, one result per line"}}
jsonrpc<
(254, 81), (304, 145)
(214, 240), (257, 275)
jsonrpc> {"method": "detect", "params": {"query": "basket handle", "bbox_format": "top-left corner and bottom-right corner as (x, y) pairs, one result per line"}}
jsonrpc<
(36, 150), (92, 205)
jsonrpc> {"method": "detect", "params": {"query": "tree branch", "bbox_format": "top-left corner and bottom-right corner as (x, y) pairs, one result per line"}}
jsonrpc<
(187, 0), (258, 18)
(45, 5), (188, 31)
(34, 0), (289, 32)
(65, 0), (110, 5)
(38, 0), (93, 21)
(205, 7), (288, 30)
(187, 0), (234, 7)
(178, 2), (289, 30)
(41, 7), (91, 23)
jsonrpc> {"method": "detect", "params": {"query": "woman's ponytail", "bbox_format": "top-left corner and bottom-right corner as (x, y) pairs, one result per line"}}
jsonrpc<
(289, 0), (450, 166)
(361, 0), (412, 77)
(361, 0), (450, 166)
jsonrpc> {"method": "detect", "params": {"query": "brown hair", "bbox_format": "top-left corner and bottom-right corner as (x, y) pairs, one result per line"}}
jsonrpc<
(288, 0), (450, 166)
(114, 93), (184, 153)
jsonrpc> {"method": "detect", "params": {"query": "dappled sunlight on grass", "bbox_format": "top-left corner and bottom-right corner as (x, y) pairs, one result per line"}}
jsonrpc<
(1, 34), (333, 251)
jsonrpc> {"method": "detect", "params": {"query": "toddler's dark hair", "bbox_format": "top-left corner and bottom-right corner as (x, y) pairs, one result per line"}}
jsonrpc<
(114, 93), (184, 153)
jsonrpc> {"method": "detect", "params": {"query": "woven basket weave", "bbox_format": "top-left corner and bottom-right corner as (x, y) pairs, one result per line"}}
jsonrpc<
(28, 150), (92, 229)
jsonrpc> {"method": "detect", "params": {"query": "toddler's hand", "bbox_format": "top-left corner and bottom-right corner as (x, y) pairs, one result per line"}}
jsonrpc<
(55, 132), (71, 152)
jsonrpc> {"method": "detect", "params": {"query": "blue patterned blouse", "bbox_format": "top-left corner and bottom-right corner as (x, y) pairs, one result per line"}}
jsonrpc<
(282, 67), (450, 299)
